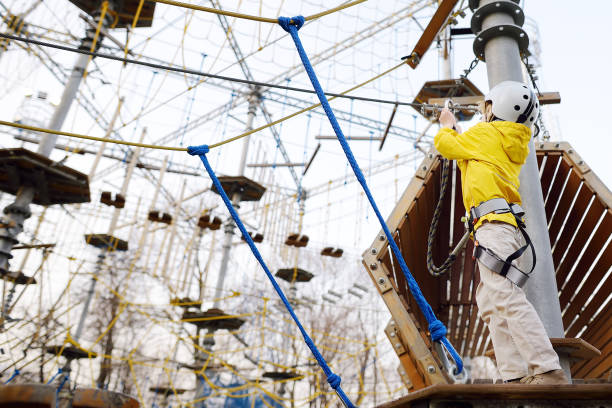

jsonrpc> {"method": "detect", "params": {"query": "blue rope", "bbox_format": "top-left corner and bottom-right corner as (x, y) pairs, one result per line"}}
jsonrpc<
(277, 15), (463, 374)
(54, 373), (69, 407)
(46, 368), (63, 384)
(3, 368), (19, 384)
(187, 144), (356, 408)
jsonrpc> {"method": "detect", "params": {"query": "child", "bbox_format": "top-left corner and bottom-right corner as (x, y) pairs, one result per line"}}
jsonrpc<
(434, 81), (568, 385)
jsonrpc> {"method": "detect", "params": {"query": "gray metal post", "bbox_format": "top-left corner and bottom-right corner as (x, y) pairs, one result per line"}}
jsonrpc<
(0, 4), (113, 274)
(72, 128), (144, 344)
(211, 93), (258, 307)
(476, 0), (570, 376)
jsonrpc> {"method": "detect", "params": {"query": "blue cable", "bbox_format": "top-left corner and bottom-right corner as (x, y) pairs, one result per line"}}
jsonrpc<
(3, 368), (19, 384)
(187, 144), (356, 408)
(277, 15), (463, 374)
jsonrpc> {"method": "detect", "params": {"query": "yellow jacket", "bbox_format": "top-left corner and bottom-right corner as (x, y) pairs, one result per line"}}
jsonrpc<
(434, 121), (532, 230)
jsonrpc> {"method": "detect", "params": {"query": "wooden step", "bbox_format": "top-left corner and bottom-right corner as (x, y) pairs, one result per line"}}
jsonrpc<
(486, 337), (601, 364)
(377, 383), (612, 407)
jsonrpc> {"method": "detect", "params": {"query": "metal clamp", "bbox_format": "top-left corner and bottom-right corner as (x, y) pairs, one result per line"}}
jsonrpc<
(471, 1), (525, 33)
(433, 341), (470, 384)
(473, 24), (529, 61)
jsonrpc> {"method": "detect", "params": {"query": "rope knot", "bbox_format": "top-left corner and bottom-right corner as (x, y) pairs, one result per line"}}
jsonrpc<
(187, 144), (210, 156)
(327, 373), (341, 389)
(429, 319), (447, 342)
(278, 16), (305, 33)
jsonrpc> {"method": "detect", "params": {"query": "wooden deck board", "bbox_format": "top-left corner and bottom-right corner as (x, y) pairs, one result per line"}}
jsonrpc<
(377, 384), (612, 407)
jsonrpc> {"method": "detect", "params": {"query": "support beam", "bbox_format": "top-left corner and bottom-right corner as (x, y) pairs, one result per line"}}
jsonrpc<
(472, 0), (570, 378)
(404, 0), (459, 68)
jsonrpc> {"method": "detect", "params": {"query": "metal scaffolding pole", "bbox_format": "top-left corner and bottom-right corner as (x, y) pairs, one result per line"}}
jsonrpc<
(473, 0), (570, 376)
(212, 93), (258, 307)
(0, 3), (114, 275)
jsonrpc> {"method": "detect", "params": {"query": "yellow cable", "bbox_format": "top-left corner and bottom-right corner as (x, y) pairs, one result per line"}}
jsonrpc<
(0, 61), (405, 154)
(208, 60), (407, 148)
(83, 0), (108, 79)
(150, 0), (367, 24)
(0, 121), (188, 151)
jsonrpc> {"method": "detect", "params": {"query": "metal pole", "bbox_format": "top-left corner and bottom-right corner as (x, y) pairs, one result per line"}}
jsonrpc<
(476, 0), (570, 376)
(89, 97), (124, 179)
(211, 93), (258, 307)
(0, 3), (113, 275)
(71, 128), (144, 346)
(237, 93), (258, 176)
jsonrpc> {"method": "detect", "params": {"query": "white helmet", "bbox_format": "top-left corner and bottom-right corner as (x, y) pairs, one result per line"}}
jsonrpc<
(485, 81), (540, 129)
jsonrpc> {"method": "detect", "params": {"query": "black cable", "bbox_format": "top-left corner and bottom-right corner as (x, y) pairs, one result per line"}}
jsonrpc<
(426, 159), (461, 277)
(0, 32), (467, 110)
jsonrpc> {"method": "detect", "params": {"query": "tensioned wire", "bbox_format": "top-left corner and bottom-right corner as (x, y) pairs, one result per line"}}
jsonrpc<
(150, 0), (368, 24)
(0, 33), (462, 109)
(0, 61), (409, 151)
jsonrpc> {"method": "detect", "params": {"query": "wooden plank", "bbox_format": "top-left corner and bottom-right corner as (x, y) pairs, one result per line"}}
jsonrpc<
(544, 158), (571, 220)
(429, 92), (562, 106)
(550, 338), (601, 360)
(455, 259), (476, 347)
(376, 384), (612, 407)
(574, 337), (612, 379)
(385, 320), (424, 391)
(398, 352), (424, 390)
(547, 167), (582, 244)
(539, 155), (561, 203)
(559, 213), (611, 308)
(551, 184), (593, 268)
(555, 199), (605, 289)
(476, 326), (490, 356)
(566, 278), (612, 339)
(378, 273), (449, 387)
(460, 304), (476, 356)
(463, 261), (480, 356)
(405, 0), (459, 69)
(574, 297), (612, 345)
(561, 241), (611, 331)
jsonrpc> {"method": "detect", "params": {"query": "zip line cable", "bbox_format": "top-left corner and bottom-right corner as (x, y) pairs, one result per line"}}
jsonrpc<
(0, 33), (477, 111)
(150, 0), (368, 24)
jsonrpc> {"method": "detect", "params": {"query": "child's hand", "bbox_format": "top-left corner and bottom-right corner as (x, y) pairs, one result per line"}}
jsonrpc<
(439, 107), (458, 130)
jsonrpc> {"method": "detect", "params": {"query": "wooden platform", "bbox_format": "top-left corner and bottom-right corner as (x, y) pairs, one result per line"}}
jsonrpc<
(0, 383), (138, 407)
(68, 0), (156, 28)
(211, 176), (266, 202)
(362, 142), (612, 388)
(0, 148), (90, 205)
(378, 384), (612, 407)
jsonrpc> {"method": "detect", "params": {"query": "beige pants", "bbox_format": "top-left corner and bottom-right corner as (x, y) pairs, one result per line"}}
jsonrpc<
(474, 222), (561, 381)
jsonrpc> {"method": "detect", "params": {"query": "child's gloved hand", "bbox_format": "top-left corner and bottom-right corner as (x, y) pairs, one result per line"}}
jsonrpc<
(439, 107), (458, 130)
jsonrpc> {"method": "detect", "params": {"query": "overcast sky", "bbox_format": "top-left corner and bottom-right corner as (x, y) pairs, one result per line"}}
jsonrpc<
(522, 1), (612, 186)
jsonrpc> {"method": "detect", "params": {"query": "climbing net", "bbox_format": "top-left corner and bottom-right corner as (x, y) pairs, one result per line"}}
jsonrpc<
(0, 0), (481, 406)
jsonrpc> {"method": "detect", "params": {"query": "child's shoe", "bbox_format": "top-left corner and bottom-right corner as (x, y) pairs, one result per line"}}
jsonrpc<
(519, 369), (569, 385)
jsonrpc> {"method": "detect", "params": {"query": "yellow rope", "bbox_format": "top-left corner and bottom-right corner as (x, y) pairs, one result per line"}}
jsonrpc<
(150, 0), (367, 24)
(209, 60), (407, 148)
(83, 0), (108, 79)
(0, 61), (405, 153)
(0, 121), (188, 151)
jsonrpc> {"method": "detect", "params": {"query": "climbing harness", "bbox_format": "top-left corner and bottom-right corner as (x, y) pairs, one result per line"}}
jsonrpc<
(468, 198), (536, 288)
(276, 15), (463, 379)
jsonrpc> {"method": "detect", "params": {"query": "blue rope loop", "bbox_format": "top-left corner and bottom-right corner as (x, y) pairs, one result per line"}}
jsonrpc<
(46, 367), (63, 384)
(3, 368), (19, 384)
(277, 15), (463, 375)
(187, 146), (356, 408)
